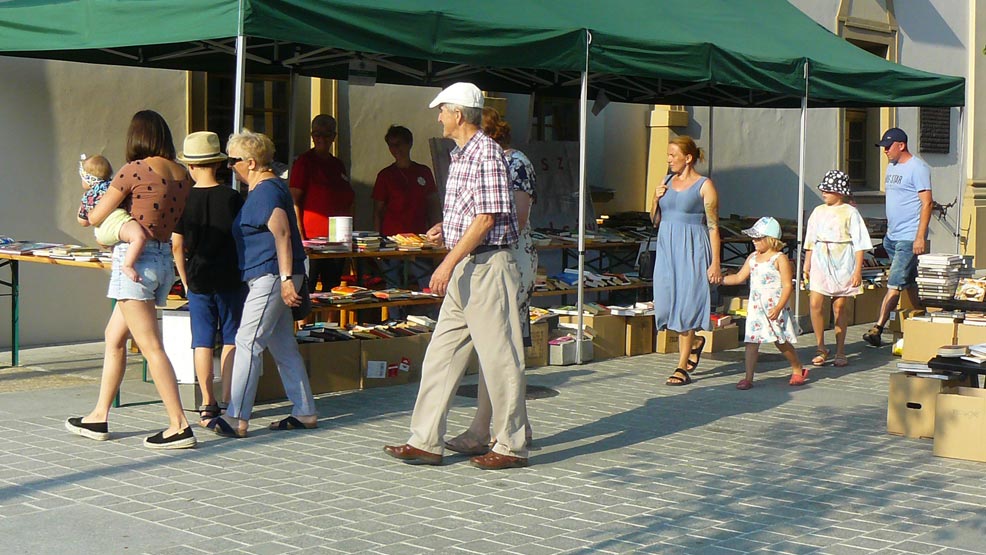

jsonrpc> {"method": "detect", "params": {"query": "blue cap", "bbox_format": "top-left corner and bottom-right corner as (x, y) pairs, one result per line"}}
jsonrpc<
(875, 127), (908, 148)
(742, 217), (782, 240)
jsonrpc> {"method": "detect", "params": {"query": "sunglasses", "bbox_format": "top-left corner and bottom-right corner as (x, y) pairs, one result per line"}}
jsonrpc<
(226, 157), (244, 167)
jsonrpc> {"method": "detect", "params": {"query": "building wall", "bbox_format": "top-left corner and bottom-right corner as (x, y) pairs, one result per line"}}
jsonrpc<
(0, 57), (186, 349)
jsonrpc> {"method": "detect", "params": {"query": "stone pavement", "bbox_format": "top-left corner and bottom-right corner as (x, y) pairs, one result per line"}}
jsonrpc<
(1, 324), (985, 555)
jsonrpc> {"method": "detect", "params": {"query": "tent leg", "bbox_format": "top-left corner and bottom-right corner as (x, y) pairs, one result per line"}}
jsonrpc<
(794, 62), (809, 320)
(233, 34), (246, 134)
(576, 32), (591, 363)
(956, 106), (966, 253)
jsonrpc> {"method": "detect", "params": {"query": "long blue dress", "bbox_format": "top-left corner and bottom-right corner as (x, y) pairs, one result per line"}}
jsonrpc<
(653, 176), (711, 332)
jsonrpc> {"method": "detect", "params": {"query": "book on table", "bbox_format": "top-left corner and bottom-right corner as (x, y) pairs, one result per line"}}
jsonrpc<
(0, 241), (63, 255)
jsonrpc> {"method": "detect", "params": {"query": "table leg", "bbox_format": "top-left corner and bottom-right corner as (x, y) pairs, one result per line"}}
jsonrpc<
(10, 260), (18, 367)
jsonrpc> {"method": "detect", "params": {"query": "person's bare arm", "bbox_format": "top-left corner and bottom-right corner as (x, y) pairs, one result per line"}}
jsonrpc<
(373, 200), (386, 233)
(289, 187), (306, 240)
(914, 189), (933, 255)
(88, 186), (126, 226)
(171, 233), (189, 291)
(771, 255), (794, 320)
(721, 257), (751, 287)
(268, 207), (301, 307)
(851, 249), (864, 288)
(702, 179), (722, 284)
(514, 191), (533, 230)
(650, 181), (667, 227)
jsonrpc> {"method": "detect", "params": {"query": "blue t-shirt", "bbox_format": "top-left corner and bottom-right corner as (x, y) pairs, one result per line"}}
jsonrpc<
(884, 156), (931, 241)
(233, 177), (307, 282)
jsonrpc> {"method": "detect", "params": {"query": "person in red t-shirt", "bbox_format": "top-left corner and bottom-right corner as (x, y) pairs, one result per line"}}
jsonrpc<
(371, 125), (440, 290)
(372, 125), (439, 236)
(289, 115), (353, 291)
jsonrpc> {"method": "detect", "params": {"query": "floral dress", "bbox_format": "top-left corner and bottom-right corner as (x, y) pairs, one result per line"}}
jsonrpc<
(804, 203), (873, 297)
(745, 252), (798, 344)
(505, 149), (538, 343)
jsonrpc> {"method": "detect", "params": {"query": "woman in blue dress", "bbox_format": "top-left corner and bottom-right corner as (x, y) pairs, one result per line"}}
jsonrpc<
(651, 135), (722, 385)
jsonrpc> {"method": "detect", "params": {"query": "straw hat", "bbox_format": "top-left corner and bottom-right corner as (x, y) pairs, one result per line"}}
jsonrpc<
(177, 131), (227, 164)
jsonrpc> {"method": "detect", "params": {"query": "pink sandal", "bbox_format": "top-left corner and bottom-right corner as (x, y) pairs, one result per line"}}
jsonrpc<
(736, 379), (753, 390)
(789, 368), (809, 386)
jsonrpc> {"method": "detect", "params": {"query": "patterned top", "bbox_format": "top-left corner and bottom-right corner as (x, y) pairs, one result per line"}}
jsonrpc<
(505, 149), (537, 201)
(78, 179), (112, 220)
(110, 160), (192, 242)
(442, 130), (518, 249)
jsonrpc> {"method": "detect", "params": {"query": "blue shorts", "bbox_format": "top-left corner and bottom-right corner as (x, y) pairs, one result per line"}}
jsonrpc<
(884, 237), (918, 290)
(107, 240), (174, 306)
(187, 286), (247, 348)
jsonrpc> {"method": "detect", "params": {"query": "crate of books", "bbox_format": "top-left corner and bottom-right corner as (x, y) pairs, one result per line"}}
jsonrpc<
(916, 253), (973, 302)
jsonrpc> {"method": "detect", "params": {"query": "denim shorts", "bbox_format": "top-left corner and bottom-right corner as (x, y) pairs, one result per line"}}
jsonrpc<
(187, 286), (247, 348)
(106, 240), (174, 306)
(884, 237), (918, 290)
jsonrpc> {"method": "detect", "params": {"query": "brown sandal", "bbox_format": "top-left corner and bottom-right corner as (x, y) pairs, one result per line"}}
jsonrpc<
(811, 348), (829, 366)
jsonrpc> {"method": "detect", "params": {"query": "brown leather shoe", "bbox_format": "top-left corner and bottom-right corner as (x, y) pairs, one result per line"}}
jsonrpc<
(383, 444), (442, 465)
(469, 450), (529, 470)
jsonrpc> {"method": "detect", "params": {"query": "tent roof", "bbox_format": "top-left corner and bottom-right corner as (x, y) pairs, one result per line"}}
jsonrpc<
(0, 0), (965, 108)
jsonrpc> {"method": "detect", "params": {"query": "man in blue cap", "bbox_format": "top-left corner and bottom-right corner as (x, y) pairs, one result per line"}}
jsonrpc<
(863, 127), (933, 347)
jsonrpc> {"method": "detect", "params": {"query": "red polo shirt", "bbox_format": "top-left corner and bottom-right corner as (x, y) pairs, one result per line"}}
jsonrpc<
(371, 162), (438, 236)
(289, 149), (353, 238)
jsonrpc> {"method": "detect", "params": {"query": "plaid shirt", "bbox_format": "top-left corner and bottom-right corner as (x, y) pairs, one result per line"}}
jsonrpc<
(442, 130), (518, 249)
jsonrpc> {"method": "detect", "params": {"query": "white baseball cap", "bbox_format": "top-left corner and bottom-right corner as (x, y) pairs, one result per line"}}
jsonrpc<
(741, 216), (782, 239)
(429, 82), (484, 109)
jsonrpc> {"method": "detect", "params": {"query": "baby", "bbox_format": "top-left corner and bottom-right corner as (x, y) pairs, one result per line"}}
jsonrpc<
(77, 154), (148, 282)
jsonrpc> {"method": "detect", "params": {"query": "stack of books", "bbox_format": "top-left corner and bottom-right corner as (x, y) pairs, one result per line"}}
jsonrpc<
(353, 231), (381, 252)
(916, 253), (970, 300)
(962, 343), (986, 364)
(303, 237), (351, 253)
(963, 312), (986, 326)
(0, 241), (61, 255)
(608, 302), (655, 317)
(371, 288), (414, 300)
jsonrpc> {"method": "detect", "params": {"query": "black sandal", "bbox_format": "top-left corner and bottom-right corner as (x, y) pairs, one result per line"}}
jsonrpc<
(685, 336), (707, 372)
(666, 368), (692, 386)
(198, 404), (221, 422)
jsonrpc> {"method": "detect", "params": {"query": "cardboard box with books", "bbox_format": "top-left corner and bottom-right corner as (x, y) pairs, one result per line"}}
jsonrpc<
(558, 313), (626, 360)
(525, 321), (549, 367)
(625, 316), (654, 356)
(359, 333), (431, 388)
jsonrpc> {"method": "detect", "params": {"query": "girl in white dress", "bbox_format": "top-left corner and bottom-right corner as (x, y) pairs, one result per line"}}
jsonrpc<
(722, 217), (805, 390)
(803, 170), (873, 367)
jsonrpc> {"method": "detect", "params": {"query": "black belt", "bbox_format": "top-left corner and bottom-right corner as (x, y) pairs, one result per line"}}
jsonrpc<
(473, 244), (508, 255)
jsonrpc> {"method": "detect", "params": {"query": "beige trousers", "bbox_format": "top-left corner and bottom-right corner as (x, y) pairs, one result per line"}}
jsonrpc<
(407, 249), (529, 458)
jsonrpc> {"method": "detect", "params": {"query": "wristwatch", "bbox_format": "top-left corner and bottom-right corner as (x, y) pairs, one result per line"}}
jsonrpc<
(280, 274), (292, 283)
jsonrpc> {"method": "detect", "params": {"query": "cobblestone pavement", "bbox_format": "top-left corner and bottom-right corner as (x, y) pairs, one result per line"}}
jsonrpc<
(2, 325), (985, 555)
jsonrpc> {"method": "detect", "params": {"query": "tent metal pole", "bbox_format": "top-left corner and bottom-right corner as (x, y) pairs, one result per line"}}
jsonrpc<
(956, 106), (966, 253)
(794, 61), (808, 320)
(576, 30), (591, 363)
(232, 0), (247, 188)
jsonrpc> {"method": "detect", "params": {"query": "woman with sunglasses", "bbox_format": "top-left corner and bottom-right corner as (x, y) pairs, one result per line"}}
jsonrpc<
(206, 130), (317, 438)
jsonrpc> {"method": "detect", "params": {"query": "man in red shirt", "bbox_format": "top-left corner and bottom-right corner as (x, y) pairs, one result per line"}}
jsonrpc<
(290, 115), (353, 291)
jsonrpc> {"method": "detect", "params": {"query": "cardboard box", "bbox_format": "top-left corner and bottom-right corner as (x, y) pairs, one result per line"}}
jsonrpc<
(525, 321), (549, 367)
(956, 323), (986, 346)
(259, 350), (287, 402)
(887, 309), (925, 335)
(887, 372), (965, 439)
(655, 329), (680, 354)
(655, 325), (740, 354)
(854, 286), (886, 325)
(933, 387), (986, 462)
(548, 337), (593, 365)
(304, 340), (361, 394)
(625, 316), (654, 356)
(359, 334), (430, 389)
(901, 318), (957, 362)
(559, 314), (627, 360)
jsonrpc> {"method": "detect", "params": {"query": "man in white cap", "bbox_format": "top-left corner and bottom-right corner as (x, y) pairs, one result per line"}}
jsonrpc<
(863, 127), (933, 347)
(384, 82), (530, 470)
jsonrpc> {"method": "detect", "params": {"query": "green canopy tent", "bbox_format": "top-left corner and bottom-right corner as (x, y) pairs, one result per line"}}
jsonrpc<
(1, 0), (967, 357)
